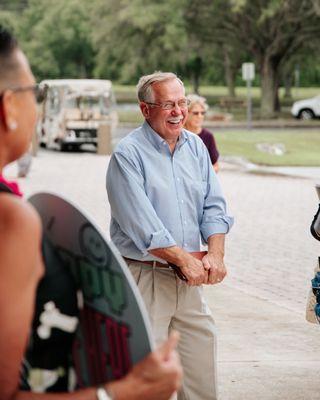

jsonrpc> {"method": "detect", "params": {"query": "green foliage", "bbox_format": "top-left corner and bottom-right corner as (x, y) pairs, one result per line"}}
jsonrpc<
(1, 0), (319, 102)
(207, 0), (320, 116)
(17, 0), (95, 79)
(0, 0), (28, 31)
(91, 0), (188, 82)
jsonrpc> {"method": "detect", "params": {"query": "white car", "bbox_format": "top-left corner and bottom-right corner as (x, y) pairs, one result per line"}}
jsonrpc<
(291, 95), (320, 120)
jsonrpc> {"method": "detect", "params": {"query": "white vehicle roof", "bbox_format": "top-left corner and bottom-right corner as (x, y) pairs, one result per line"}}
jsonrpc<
(40, 79), (113, 97)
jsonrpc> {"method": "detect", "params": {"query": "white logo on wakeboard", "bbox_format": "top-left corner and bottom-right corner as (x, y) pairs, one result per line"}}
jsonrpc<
(37, 301), (78, 339)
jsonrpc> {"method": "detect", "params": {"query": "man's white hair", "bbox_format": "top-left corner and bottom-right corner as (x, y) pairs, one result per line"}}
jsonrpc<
(136, 71), (184, 103)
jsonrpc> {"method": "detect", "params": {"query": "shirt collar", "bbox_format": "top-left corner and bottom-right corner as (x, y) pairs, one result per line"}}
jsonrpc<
(142, 121), (188, 151)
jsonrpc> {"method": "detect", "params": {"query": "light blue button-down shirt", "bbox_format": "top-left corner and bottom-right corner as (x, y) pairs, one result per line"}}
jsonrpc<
(106, 121), (234, 261)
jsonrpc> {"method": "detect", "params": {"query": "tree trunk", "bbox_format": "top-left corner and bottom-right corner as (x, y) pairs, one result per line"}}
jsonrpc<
(79, 61), (87, 78)
(223, 46), (236, 97)
(274, 79), (280, 112)
(191, 56), (202, 94)
(192, 73), (200, 94)
(260, 57), (279, 118)
(283, 73), (292, 99)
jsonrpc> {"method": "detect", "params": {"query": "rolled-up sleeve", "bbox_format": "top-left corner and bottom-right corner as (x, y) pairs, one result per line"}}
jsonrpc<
(107, 151), (176, 255)
(200, 148), (234, 242)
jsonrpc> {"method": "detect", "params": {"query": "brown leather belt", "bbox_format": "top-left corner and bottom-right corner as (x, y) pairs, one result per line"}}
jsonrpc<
(123, 257), (169, 269)
(122, 252), (209, 281)
(123, 256), (187, 281)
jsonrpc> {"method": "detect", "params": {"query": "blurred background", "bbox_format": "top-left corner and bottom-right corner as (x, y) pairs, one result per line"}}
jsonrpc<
(1, 0), (320, 166)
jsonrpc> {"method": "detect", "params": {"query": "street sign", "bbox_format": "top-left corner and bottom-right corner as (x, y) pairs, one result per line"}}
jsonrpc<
(242, 63), (255, 81)
(241, 63), (255, 130)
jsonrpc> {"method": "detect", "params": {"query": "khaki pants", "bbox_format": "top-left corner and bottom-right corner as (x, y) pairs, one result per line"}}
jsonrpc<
(128, 261), (218, 400)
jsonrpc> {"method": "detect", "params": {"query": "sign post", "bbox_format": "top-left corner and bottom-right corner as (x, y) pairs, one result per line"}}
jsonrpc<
(242, 63), (255, 130)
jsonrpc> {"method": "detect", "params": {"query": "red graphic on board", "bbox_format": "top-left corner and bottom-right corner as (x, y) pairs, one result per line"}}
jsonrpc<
(73, 305), (131, 386)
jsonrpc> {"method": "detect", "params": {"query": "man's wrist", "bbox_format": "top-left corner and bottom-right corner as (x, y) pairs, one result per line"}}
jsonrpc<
(150, 246), (188, 268)
(174, 249), (192, 269)
(105, 375), (139, 400)
(207, 233), (225, 257)
(207, 251), (224, 258)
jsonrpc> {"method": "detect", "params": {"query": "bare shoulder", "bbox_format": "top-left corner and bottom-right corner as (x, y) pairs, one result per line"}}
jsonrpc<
(0, 193), (41, 234)
(0, 195), (43, 398)
(0, 194), (43, 277)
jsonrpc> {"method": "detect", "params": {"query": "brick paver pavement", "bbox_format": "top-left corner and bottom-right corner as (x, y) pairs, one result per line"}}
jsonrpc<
(220, 165), (319, 315)
(4, 149), (320, 399)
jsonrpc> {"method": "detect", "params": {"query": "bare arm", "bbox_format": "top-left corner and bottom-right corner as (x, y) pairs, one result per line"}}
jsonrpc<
(0, 196), (182, 400)
(149, 246), (206, 286)
(0, 196), (44, 399)
(15, 333), (182, 400)
(202, 234), (227, 284)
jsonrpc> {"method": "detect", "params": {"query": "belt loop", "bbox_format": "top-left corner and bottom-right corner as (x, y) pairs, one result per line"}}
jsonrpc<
(152, 261), (156, 270)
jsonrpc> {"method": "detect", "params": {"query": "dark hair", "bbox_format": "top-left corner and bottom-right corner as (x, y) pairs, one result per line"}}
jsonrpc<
(0, 26), (21, 89)
(0, 26), (18, 56)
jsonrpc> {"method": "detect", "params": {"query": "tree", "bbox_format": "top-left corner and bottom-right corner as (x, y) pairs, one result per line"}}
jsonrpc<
(91, 0), (218, 92)
(209, 0), (320, 118)
(18, 0), (95, 79)
(0, 0), (28, 32)
(91, 0), (188, 83)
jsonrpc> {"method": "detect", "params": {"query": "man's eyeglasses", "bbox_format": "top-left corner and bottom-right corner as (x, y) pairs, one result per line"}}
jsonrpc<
(0, 84), (48, 103)
(146, 98), (191, 110)
(191, 111), (206, 116)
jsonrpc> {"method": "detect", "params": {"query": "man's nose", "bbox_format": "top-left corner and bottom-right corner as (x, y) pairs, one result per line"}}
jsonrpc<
(172, 102), (182, 113)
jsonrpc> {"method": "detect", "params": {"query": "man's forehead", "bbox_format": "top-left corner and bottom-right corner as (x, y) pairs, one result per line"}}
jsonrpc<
(152, 79), (185, 100)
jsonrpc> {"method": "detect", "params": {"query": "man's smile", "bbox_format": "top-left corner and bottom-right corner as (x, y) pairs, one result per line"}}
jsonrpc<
(167, 117), (183, 125)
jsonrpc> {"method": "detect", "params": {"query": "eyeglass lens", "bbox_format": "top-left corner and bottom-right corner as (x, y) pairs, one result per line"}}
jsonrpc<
(162, 99), (189, 110)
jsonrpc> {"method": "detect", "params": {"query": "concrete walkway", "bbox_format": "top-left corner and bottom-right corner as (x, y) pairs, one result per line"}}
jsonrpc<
(4, 150), (320, 400)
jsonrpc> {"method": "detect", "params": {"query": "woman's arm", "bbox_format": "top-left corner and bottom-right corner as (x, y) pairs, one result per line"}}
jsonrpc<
(0, 196), (44, 399)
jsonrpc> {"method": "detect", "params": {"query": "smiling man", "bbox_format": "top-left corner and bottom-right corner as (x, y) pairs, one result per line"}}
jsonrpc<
(106, 71), (234, 400)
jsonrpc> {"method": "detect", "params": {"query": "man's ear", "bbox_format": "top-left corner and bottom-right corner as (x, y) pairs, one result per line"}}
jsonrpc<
(1, 90), (18, 131)
(140, 102), (150, 119)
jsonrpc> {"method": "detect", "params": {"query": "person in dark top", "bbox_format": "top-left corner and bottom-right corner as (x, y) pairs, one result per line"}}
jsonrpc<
(184, 94), (220, 172)
(0, 26), (182, 400)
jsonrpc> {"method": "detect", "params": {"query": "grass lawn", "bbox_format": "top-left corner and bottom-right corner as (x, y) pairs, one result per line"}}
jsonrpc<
(214, 129), (320, 166)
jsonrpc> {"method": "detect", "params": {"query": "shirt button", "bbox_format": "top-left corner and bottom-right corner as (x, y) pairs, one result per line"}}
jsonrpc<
(181, 200), (184, 204)
(177, 177), (180, 182)
(184, 243), (188, 246)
